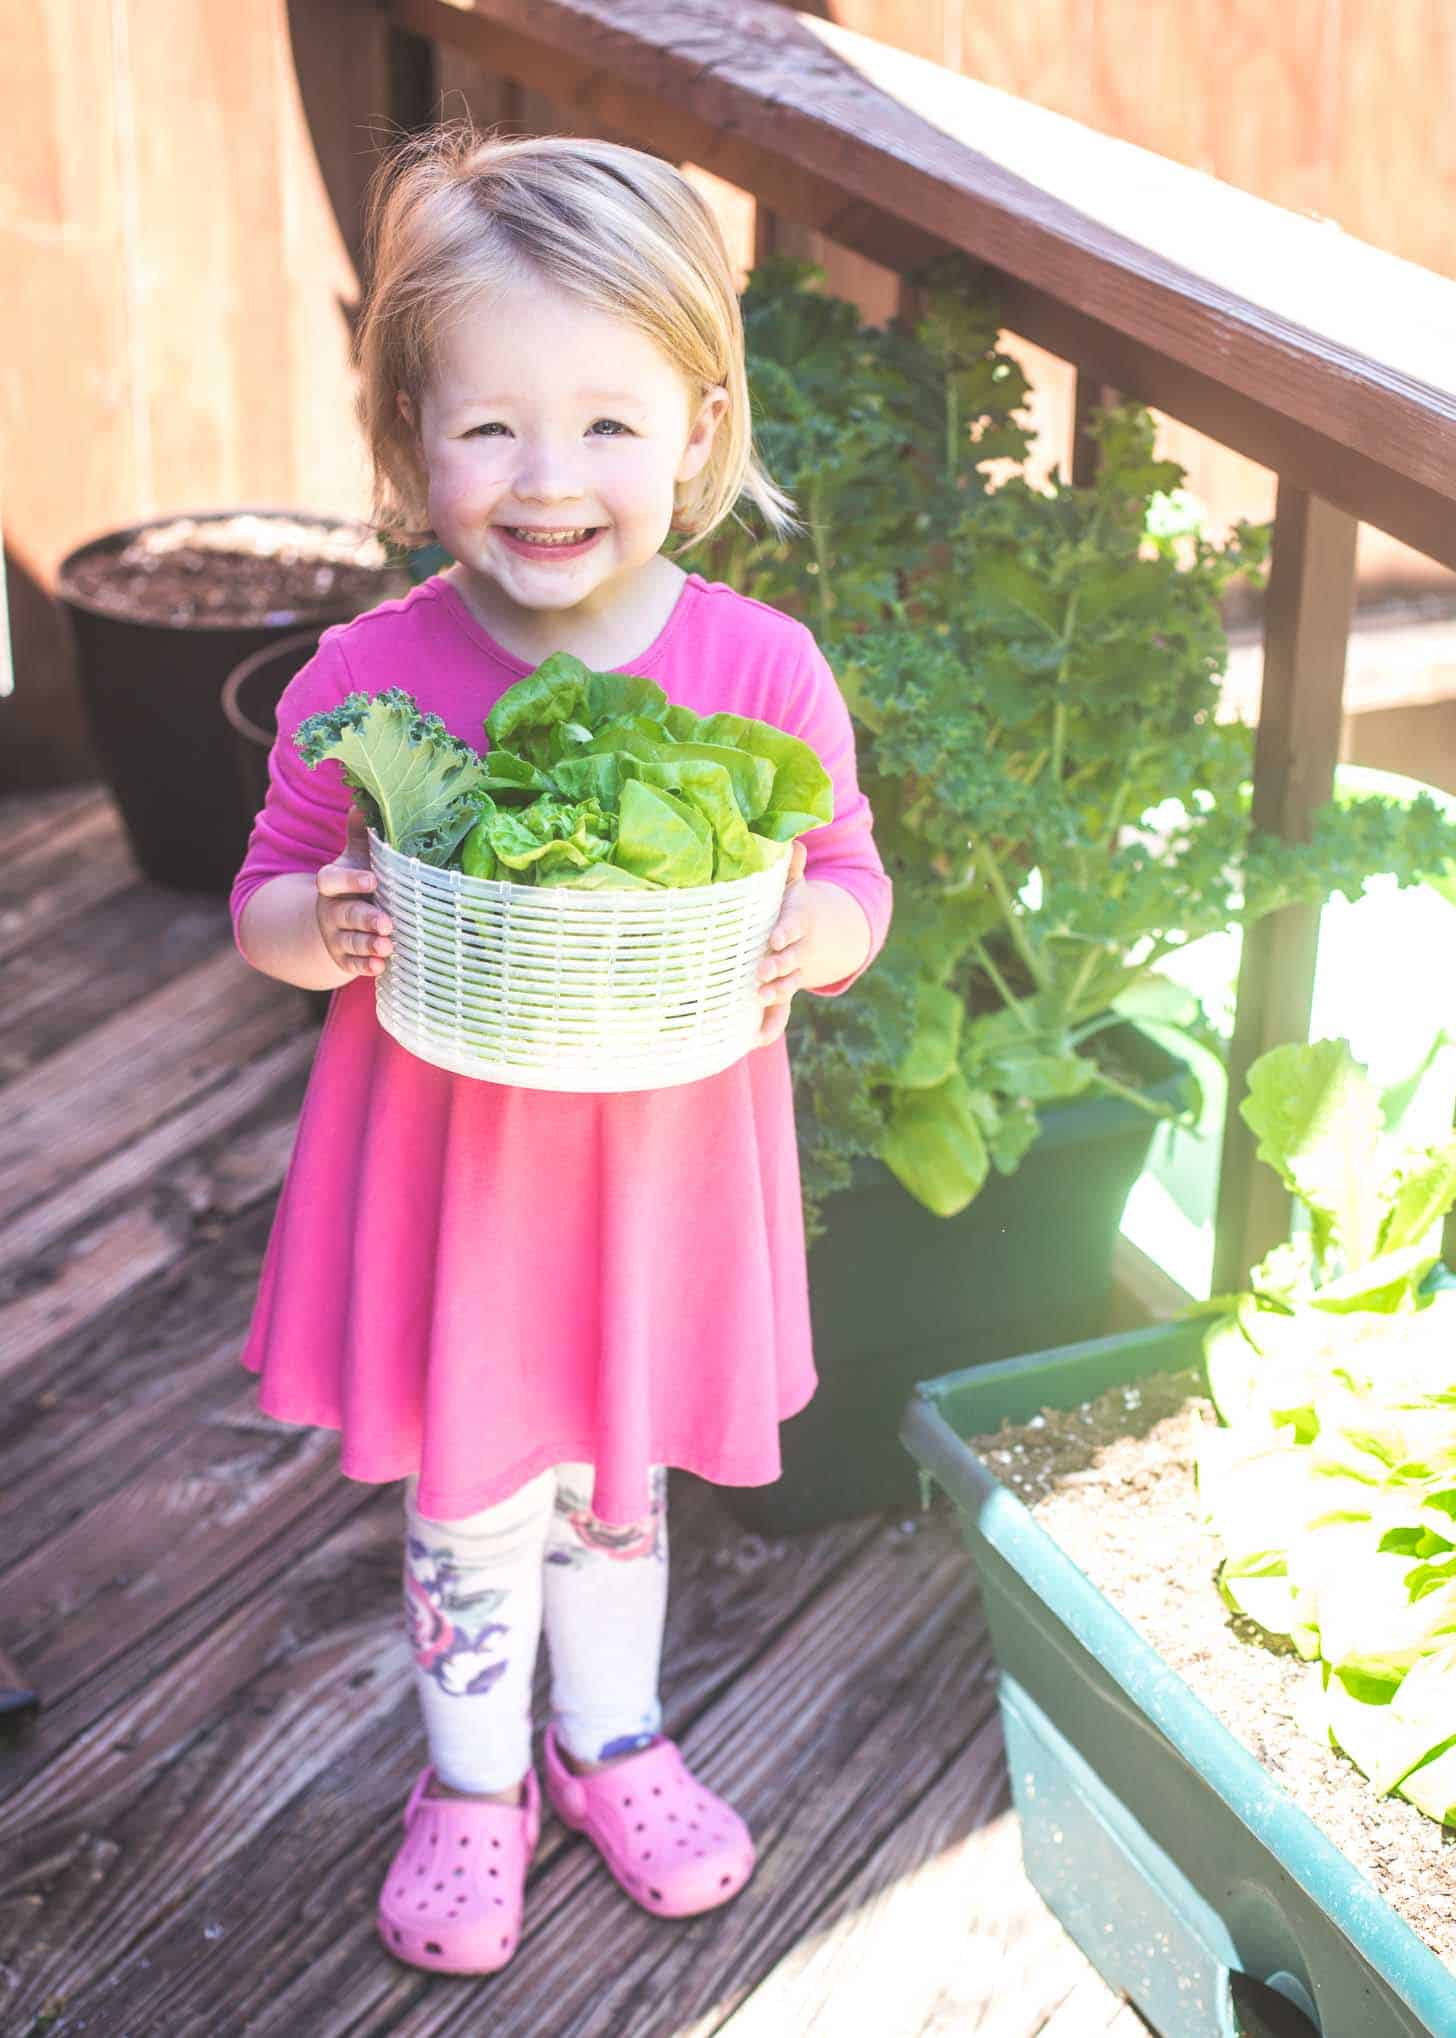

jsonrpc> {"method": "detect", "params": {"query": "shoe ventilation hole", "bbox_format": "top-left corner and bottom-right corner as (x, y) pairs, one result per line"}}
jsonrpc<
(650, 1887), (663, 1901)
(489, 1866), (498, 1878)
(624, 1796), (633, 1806)
(720, 1874), (732, 1887)
(453, 1866), (464, 1877)
(501, 1936), (510, 1950)
(635, 1821), (645, 1832)
(459, 1837), (470, 1847)
(491, 1836), (501, 1848)
(425, 1940), (442, 1955)
(652, 1786), (661, 1796)
(434, 1881), (444, 1890)
(417, 1902), (427, 1911)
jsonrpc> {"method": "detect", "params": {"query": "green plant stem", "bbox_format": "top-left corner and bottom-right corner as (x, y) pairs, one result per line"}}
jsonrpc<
(1086, 1066), (1181, 1120)
(976, 839), (1049, 993)
(808, 479), (833, 639)
(1048, 596), (1080, 784)
(969, 937), (1036, 1029)
(1062, 944), (1109, 1022)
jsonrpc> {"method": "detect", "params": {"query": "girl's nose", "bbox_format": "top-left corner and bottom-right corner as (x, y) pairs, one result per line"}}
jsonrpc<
(510, 442), (588, 505)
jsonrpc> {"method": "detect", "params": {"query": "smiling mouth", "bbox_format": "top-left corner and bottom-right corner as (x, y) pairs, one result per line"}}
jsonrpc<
(501, 526), (602, 546)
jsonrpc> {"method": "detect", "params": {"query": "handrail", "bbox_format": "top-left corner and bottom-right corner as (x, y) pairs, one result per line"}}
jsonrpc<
(396, 0), (1456, 570)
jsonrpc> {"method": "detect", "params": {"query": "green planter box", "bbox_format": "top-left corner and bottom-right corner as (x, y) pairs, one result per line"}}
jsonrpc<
(727, 1032), (1188, 1535)
(900, 1323), (1456, 2038)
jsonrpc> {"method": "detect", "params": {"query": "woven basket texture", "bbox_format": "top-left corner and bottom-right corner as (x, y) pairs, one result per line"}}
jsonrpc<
(368, 830), (791, 1091)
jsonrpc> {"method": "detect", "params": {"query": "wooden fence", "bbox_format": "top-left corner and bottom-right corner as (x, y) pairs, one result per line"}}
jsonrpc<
(5, 0), (1453, 790)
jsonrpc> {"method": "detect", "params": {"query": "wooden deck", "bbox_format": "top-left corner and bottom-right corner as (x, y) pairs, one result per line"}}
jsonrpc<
(0, 784), (1148, 2037)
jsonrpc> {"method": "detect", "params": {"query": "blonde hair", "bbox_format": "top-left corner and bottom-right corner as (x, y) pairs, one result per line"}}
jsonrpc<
(353, 122), (801, 556)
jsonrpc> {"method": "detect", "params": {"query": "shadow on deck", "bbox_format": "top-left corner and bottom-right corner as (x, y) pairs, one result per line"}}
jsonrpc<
(0, 785), (1148, 2036)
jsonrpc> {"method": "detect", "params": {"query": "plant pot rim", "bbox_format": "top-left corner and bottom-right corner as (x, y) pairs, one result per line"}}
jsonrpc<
(221, 628), (328, 746)
(901, 1322), (1456, 2026)
(55, 506), (394, 631)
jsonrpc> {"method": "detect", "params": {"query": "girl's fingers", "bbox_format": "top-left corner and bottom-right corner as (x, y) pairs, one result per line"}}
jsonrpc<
(317, 864), (376, 896)
(334, 899), (392, 935)
(759, 942), (800, 988)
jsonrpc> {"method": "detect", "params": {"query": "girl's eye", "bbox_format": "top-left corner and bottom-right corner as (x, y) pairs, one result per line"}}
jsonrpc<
(466, 419), (632, 438)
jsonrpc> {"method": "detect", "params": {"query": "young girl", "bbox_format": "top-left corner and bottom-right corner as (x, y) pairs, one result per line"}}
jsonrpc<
(231, 124), (892, 1976)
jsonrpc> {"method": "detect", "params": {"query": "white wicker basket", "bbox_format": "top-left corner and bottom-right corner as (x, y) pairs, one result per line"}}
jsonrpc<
(368, 829), (792, 1091)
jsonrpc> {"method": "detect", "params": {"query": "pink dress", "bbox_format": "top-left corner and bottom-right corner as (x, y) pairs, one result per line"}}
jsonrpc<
(230, 571), (893, 1525)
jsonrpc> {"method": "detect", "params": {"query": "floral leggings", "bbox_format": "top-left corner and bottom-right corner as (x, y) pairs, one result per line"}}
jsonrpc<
(403, 1463), (669, 1794)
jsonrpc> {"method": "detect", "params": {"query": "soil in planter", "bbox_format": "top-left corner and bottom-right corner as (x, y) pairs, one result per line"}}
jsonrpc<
(971, 1369), (1456, 1972)
(63, 514), (400, 625)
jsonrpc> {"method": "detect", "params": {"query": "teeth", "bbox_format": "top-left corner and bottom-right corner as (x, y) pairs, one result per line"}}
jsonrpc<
(508, 528), (593, 546)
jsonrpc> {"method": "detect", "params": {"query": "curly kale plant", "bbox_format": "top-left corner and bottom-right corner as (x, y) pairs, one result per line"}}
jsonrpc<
(293, 689), (485, 866)
(697, 255), (1456, 1248)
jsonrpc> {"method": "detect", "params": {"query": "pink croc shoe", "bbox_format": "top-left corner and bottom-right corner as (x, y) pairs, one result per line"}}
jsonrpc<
(377, 1765), (541, 1973)
(542, 1722), (754, 1918)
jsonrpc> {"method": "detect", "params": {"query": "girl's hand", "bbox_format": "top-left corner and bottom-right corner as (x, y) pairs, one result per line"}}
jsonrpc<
(752, 840), (809, 1049)
(316, 802), (394, 978)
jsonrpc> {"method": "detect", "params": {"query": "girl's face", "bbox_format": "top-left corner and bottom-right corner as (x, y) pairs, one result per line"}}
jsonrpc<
(404, 276), (728, 631)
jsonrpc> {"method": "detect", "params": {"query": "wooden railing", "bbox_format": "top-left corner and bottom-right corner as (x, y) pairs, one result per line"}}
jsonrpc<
(388, 0), (1456, 1289)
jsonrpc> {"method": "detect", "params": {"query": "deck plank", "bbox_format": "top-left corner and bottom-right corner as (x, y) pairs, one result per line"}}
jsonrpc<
(0, 1198), (280, 1523)
(0, 881), (232, 1080)
(0, 1034), (312, 1376)
(331, 1516), (989, 2038)
(0, 797), (135, 962)
(0, 946), (309, 1228)
(4, 1482), (879, 2034)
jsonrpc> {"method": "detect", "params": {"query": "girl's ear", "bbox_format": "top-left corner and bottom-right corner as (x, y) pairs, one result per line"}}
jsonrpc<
(677, 383), (729, 484)
(396, 389), (417, 434)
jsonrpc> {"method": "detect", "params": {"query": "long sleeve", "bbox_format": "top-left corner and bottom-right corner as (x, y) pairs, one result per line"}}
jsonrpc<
(784, 632), (894, 997)
(228, 632), (359, 961)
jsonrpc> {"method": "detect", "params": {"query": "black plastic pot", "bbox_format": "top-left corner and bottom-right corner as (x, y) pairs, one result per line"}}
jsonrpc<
(728, 1029), (1191, 1534)
(56, 510), (399, 895)
(222, 629), (333, 1026)
(222, 628), (325, 828)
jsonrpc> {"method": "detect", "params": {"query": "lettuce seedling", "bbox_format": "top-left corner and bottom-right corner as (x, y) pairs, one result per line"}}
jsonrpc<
(1197, 1038), (1456, 1824)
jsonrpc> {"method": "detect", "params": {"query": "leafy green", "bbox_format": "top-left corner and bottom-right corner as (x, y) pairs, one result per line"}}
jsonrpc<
(293, 688), (486, 866)
(295, 652), (833, 894)
(1197, 1038), (1456, 1825)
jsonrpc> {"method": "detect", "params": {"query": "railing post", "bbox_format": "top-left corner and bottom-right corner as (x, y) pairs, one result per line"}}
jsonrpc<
(1211, 482), (1359, 1294)
(1071, 371), (1120, 488)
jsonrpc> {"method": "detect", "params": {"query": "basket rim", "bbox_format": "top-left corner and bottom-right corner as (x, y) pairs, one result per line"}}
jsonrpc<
(366, 826), (792, 904)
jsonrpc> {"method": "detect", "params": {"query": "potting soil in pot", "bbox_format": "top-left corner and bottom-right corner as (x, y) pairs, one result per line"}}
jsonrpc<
(62, 515), (395, 625)
(971, 1372), (1456, 1973)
